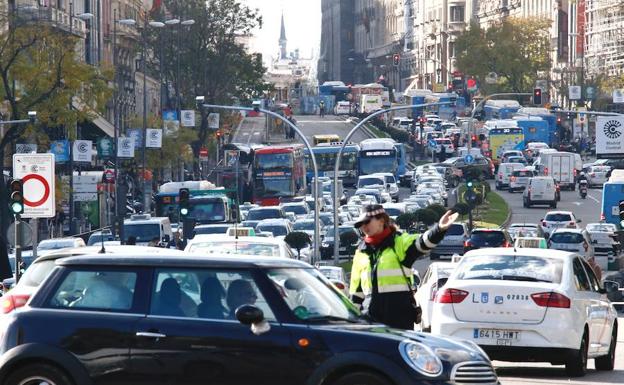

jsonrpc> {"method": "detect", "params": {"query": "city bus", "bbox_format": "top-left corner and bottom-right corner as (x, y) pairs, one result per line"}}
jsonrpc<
(483, 99), (522, 120)
(154, 181), (236, 225)
(253, 144), (307, 206)
(358, 138), (406, 179)
(304, 143), (360, 186)
(483, 120), (525, 164)
(423, 92), (466, 121)
(313, 134), (341, 146)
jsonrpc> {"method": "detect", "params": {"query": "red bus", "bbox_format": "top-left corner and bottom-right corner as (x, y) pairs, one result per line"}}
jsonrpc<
(253, 144), (306, 206)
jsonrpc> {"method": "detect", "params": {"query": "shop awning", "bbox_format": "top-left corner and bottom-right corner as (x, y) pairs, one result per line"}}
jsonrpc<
(71, 98), (114, 137)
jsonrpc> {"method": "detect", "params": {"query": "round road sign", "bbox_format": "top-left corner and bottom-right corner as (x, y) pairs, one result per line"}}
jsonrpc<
(22, 174), (51, 207)
(6, 221), (33, 248)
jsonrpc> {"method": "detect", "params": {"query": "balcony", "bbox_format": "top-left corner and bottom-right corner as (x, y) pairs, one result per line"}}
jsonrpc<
(15, 6), (87, 37)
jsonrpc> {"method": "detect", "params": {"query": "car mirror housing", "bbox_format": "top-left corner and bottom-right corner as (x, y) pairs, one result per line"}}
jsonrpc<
(235, 304), (265, 325)
(603, 280), (620, 293)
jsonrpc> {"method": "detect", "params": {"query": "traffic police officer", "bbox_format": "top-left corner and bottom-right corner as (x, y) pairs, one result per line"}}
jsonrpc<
(350, 204), (458, 329)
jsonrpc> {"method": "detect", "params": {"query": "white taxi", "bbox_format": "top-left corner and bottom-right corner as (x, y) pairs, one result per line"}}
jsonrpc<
(431, 248), (618, 377)
(415, 262), (458, 332)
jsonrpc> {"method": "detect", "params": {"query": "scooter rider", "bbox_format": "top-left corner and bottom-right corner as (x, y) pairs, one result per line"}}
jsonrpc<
(578, 172), (589, 198)
(577, 172), (588, 187)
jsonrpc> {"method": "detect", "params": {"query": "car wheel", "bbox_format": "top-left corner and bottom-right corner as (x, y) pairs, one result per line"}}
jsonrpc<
(565, 331), (588, 377)
(6, 363), (73, 385)
(595, 326), (617, 371)
(332, 371), (391, 385)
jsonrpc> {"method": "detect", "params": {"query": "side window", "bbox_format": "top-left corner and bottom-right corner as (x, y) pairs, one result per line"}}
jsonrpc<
(149, 269), (276, 321)
(581, 260), (601, 292)
(572, 258), (590, 291)
(47, 269), (138, 312)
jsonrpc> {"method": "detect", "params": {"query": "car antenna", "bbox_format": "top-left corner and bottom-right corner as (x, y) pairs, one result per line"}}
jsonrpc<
(98, 226), (109, 254)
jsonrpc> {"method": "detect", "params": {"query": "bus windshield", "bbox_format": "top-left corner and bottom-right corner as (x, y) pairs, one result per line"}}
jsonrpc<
(310, 151), (358, 172)
(124, 224), (160, 243)
(359, 155), (397, 175)
(188, 201), (226, 223)
(254, 178), (293, 197)
(256, 153), (293, 169)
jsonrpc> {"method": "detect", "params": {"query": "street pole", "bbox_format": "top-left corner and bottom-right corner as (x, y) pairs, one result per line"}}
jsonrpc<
(14, 214), (21, 284)
(141, 17), (149, 213)
(199, 103), (321, 264)
(112, 8), (118, 237)
(331, 102), (452, 263)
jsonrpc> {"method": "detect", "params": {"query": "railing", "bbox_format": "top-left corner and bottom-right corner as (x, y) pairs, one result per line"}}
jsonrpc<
(15, 6), (87, 36)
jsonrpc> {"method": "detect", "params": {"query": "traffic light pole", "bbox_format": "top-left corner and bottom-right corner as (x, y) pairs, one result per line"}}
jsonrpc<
(14, 214), (21, 284)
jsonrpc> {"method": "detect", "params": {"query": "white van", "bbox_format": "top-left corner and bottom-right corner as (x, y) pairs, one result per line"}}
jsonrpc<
(523, 176), (557, 208)
(495, 162), (524, 190)
(124, 214), (173, 246)
(535, 151), (577, 190)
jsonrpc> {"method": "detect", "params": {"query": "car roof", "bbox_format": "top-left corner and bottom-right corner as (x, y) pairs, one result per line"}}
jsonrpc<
(464, 247), (576, 260)
(472, 228), (505, 232)
(33, 245), (186, 263)
(551, 228), (585, 234)
(195, 224), (230, 228)
(249, 206), (281, 210)
(38, 237), (81, 244)
(257, 218), (291, 225)
(188, 235), (285, 245)
(57, 253), (309, 269)
(545, 210), (574, 215)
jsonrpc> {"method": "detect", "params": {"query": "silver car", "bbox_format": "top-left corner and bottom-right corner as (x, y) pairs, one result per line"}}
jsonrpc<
(548, 229), (595, 260)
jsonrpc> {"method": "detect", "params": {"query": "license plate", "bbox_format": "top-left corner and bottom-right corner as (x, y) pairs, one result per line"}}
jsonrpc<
(533, 194), (542, 198)
(339, 247), (346, 251)
(474, 328), (521, 341)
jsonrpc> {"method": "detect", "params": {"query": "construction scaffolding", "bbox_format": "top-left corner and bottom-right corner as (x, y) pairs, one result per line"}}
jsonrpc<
(585, 0), (624, 78)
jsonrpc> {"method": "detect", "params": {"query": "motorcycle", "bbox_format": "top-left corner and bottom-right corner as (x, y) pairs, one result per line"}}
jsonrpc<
(579, 180), (588, 199)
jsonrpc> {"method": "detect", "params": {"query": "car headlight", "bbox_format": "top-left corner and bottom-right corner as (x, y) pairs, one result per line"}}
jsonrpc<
(398, 340), (443, 377)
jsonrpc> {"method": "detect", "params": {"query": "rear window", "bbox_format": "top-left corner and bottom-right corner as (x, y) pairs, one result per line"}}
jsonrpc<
(470, 231), (505, 245)
(549, 232), (584, 244)
(545, 213), (572, 222)
(456, 255), (564, 283)
(512, 170), (533, 177)
(446, 224), (466, 236)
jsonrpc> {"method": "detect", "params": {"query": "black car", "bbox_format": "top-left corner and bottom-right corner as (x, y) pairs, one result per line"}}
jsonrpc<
(320, 226), (360, 259)
(0, 253), (497, 385)
(464, 228), (513, 251)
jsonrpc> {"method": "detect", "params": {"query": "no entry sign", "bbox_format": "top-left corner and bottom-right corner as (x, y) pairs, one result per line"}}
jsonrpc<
(13, 154), (56, 218)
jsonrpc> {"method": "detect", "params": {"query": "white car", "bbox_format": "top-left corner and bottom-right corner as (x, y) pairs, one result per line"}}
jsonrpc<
(317, 265), (349, 295)
(185, 234), (298, 259)
(540, 210), (581, 236)
(415, 262), (458, 332)
(431, 248), (618, 377)
(372, 172), (399, 202)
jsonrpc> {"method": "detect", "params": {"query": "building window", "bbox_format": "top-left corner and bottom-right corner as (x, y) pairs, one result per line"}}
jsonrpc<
(450, 6), (465, 23)
(449, 42), (456, 58)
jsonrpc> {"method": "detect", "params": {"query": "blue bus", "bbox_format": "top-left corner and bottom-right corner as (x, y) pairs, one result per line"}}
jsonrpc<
(424, 93), (466, 120)
(483, 99), (521, 120)
(304, 143), (360, 186)
(601, 179), (624, 228)
(358, 139), (406, 180)
(514, 107), (558, 146)
(404, 90), (432, 118)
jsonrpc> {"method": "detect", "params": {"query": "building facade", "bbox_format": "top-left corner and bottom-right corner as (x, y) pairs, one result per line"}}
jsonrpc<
(318, 0), (355, 85)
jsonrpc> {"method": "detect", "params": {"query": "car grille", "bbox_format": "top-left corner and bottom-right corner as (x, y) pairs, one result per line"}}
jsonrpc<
(451, 361), (498, 384)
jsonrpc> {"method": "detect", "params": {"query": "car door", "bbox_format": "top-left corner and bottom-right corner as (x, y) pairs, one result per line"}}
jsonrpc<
(581, 260), (613, 355)
(571, 258), (601, 355)
(129, 267), (304, 385)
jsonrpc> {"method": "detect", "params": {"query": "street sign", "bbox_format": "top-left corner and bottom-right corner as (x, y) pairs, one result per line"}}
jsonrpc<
(181, 110), (196, 127)
(146, 128), (163, 148)
(103, 169), (115, 183)
(569, 85), (581, 100)
(199, 148), (209, 161)
(117, 137), (135, 158)
(464, 154), (475, 164)
(208, 113), (220, 129)
(6, 221), (32, 248)
(97, 138), (114, 158)
(49, 140), (70, 162)
(13, 153), (56, 218)
(72, 140), (93, 162)
(428, 139), (437, 149)
(74, 175), (98, 193)
(586, 86), (596, 100)
(16, 144), (37, 154)
(614, 89), (624, 104)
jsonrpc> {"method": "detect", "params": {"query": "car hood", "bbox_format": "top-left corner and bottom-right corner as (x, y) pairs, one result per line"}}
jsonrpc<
(314, 323), (489, 364)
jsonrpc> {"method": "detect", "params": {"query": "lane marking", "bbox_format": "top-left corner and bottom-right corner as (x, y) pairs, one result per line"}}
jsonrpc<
(588, 194), (600, 204)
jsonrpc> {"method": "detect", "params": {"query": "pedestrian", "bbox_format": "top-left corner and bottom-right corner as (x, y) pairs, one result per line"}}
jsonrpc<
(126, 236), (136, 245)
(319, 100), (326, 118)
(349, 204), (458, 329)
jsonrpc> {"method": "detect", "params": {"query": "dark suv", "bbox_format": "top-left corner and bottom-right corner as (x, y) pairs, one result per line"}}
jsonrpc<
(0, 252), (496, 385)
(464, 228), (513, 251)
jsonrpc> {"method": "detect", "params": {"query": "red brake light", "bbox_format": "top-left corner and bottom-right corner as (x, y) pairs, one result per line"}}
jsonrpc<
(332, 281), (345, 290)
(435, 288), (469, 304)
(544, 167), (549, 175)
(531, 292), (570, 308)
(464, 240), (471, 248)
(573, 169), (578, 176)
(601, 213), (606, 221)
(1, 294), (30, 314)
(542, 220), (547, 226)
(591, 173), (595, 177)
(502, 240), (511, 248)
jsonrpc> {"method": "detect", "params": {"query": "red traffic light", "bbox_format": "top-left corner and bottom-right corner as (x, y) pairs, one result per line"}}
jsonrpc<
(392, 53), (400, 66)
(533, 88), (542, 105)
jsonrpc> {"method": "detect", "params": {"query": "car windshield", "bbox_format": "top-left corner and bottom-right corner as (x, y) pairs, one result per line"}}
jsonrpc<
(359, 177), (384, 187)
(545, 213), (572, 222)
(87, 234), (114, 246)
(283, 205), (307, 215)
(123, 224), (160, 242)
(266, 268), (361, 322)
(37, 241), (75, 250)
(549, 232), (584, 243)
(257, 225), (288, 237)
(293, 221), (315, 231)
(194, 225), (230, 235)
(513, 170), (533, 177)
(446, 224), (466, 236)
(247, 209), (281, 220)
(456, 254), (563, 283)
(586, 224), (616, 232)
(384, 208), (403, 217)
(188, 241), (280, 256)
(471, 231), (505, 245)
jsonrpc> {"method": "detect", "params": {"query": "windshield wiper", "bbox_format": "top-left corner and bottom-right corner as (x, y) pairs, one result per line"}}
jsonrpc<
(304, 315), (360, 323)
(501, 275), (552, 283)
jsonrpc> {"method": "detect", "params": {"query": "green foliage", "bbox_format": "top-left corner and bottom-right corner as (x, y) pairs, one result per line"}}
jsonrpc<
(455, 18), (551, 93)
(285, 231), (311, 259)
(427, 204), (447, 221)
(396, 212), (417, 230)
(415, 208), (439, 226)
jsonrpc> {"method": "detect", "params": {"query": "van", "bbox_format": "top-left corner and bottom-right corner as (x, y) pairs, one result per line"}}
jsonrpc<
(523, 176), (557, 208)
(495, 163), (524, 190)
(123, 214), (173, 246)
(535, 151), (577, 190)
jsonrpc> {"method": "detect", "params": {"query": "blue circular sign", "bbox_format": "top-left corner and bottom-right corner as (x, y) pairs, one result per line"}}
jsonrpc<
(464, 154), (475, 164)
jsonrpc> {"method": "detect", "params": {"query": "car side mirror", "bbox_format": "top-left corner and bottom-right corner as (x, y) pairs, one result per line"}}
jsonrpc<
(603, 280), (620, 293)
(577, 219), (582, 223)
(412, 270), (421, 287)
(235, 305), (271, 335)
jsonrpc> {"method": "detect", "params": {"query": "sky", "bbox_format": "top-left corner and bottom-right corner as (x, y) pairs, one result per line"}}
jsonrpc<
(242, 0), (321, 63)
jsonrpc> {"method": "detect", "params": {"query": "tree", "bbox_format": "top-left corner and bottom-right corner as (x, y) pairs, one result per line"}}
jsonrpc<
(148, 0), (271, 175)
(0, 15), (111, 235)
(426, 204), (446, 221)
(284, 231), (311, 260)
(396, 212), (417, 231)
(455, 18), (551, 94)
(340, 230), (360, 256)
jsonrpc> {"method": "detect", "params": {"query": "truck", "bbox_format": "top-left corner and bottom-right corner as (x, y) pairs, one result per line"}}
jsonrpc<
(404, 89), (432, 119)
(359, 94), (383, 115)
(155, 181), (237, 224)
(534, 151), (579, 190)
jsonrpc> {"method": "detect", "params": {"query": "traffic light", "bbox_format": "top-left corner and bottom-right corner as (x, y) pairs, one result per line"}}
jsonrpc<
(9, 179), (23, 215)
(533, 88), (542, 105)
(392, 53), (400, 67)
(466, 180), (474, 189)
(179, 188), (190, 218)
(419, 117), (425, 130)
(619, 200), (624, 227)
